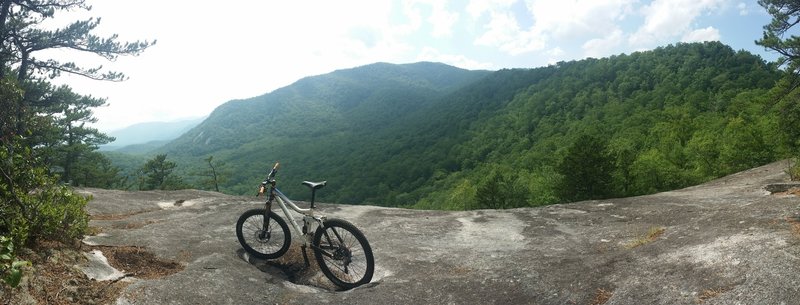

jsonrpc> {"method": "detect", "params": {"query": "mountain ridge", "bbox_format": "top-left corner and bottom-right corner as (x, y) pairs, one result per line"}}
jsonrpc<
(130, 42), (783, 209)
(101, 117), (204, 152)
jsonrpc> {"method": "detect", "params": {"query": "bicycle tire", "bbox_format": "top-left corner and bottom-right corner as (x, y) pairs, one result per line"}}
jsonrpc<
(312, 218), (374, 289)
(236, 208), (291, 259)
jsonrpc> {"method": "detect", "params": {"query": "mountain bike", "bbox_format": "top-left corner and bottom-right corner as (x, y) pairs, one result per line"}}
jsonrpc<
(235, 163), (375, 289)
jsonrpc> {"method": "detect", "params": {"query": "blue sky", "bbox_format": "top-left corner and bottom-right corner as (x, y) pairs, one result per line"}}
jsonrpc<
(48, 0), (779, 132)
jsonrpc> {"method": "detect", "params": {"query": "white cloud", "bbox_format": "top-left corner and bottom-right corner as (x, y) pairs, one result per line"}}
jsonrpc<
(417, 47), (495, 70)
(526, 0), (635, 39)
(466, 0), (517, 18)
(545, 47), (566, 65)
(629, 0), (725, 47)
(427, 2), (460, 37)
(472, 0), (635, 56)
(46, 0), (775, 132)
(583, 29), (624, 58)
(738, 2), (749, 16)
(474, 11), (547, 54)
(681, 26), (721, 42)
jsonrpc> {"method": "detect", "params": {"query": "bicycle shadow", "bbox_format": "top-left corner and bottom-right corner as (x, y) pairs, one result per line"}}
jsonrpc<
(235, 246), (340, 292)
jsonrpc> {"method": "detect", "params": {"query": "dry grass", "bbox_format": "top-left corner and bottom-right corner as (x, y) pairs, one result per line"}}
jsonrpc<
(786, 217), (800, 238)
(590, 288), (613, 305)
(625, 226), (665, 249)
(695, 288), (727, 304)
(0, 240), (182, 305)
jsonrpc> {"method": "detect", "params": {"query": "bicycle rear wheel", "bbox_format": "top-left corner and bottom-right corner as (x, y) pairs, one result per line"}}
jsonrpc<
(236, 209), (291, 259)
(312, 218), (374, 289)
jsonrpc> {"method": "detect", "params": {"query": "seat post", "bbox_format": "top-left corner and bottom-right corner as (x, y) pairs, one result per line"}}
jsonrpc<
(310, 189), (316, 209)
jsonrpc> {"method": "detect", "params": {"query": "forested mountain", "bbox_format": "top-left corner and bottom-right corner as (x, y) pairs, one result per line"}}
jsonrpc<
(154, 42), (786, 209)
(160, 62), (491, 198)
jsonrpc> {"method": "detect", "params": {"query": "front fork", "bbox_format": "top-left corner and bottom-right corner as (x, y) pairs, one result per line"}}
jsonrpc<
(261, 193), (275, 232)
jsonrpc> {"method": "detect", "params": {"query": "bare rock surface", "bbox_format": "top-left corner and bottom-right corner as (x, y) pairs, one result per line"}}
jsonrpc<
(79, 161), (800, 305)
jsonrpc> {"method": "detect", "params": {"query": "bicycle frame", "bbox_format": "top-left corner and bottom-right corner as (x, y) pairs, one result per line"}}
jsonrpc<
(265, 186), (324, 245)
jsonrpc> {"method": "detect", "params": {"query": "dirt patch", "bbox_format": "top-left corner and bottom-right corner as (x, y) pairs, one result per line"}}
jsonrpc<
(0, 240), (183, 305)
(784, 187), (800, 196)
(90, 245), (183, 279)
(244, 245), (341, 291)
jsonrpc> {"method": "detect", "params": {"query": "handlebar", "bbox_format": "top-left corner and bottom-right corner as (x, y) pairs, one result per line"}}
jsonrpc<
(257, 162), (280, 197)
(268, 162), (280, 179)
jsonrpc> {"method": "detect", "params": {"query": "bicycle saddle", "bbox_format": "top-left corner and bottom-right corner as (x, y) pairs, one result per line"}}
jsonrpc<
(302, 181), (327, 190)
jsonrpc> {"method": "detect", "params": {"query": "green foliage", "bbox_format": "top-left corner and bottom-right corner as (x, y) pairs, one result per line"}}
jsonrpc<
(0, 0), (154, 81)
(123, 42), (786, 210)
(0, 236), (30, 288)
(139, 154), (187, 190)
(757, 0), (800, 73)
(757, 0), (800, 173)
(787, 159), (800, 180)
(0, 0), (148, 253)
(0, 135), (90, 247)
(474, 166), (530, 209)
(198, 156), (227, 192)
(556, 134), (614, 202)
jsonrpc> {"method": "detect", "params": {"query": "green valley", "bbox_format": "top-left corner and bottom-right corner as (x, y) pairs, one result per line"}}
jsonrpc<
(123, 41), (791, 210)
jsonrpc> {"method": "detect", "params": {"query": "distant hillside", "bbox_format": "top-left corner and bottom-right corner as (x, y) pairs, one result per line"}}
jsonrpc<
(143, 42), (785, 208)
(101, 117), (204, 152)
(159, 62), (491, 198)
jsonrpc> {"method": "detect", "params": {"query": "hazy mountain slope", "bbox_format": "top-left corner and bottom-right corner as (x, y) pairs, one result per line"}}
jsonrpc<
(147, 42), (781, 207)
(102, 118), (204, 151)
(159, 62), (491, 198)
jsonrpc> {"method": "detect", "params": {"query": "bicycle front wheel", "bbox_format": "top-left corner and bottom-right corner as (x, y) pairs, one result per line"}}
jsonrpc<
(236, 209), (291, 259)
(312, 218), (374, 289)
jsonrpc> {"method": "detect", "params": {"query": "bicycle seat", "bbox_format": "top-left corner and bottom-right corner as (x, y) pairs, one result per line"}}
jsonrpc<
(302, 181), (327, 190)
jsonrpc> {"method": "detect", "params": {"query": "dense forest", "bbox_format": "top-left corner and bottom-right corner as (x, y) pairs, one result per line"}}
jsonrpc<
(115, 41), (788, 211)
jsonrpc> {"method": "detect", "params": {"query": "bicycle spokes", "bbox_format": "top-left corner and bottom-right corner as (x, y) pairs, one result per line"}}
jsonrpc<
(236, 209), (291, 259)
(319, 227), (366, 278)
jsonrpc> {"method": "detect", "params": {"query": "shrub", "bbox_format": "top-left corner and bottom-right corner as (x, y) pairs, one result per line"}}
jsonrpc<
(0, 236), (30, 288)
(1, 137), (90, 249)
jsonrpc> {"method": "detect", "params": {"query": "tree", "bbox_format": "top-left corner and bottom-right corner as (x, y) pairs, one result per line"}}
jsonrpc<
(199, 156), (227, 192)
(140, 154), (186, 190)
(475, 167), (528, 209)
(756, 0), (800, 179)
(556, 134), (614, 202)
(70, 151), (124, 188)
(0, 0), (154, 82)
(0, 0), (153, 264)
(40, 85), (115, 184)
(757, 0), (800, 74)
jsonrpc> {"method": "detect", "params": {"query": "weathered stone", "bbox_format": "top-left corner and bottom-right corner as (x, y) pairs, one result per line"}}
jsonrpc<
(79, 160), (800, 305)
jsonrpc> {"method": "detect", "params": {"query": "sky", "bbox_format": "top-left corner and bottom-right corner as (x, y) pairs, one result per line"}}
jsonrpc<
(45, 0), (779, 133)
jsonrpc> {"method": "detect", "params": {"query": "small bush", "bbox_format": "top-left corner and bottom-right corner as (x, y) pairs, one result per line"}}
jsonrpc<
(787, 158), (800, 181)
(1, 138), (90, 249)
(0, 236), (30, 287)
